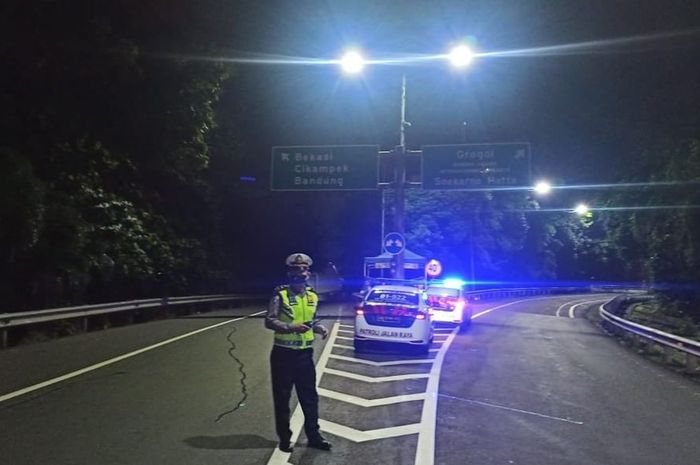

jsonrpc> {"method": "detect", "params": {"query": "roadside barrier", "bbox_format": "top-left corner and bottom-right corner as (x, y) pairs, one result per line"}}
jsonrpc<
(0, 294), (265, 348)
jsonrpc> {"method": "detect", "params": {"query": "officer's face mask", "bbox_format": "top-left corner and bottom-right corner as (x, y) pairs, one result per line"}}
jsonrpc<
(288, 268), (309, 286)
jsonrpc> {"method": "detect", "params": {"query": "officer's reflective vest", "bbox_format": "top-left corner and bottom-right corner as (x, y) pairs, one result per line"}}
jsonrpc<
(274, 287), (319, 349)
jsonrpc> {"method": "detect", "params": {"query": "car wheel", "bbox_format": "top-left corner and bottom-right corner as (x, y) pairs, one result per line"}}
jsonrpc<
(415, 343), (430, 355)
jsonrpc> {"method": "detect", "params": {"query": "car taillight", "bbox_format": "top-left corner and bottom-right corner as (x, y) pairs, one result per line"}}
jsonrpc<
(355, 306), (364, 316)
(415, 313), (426, 320)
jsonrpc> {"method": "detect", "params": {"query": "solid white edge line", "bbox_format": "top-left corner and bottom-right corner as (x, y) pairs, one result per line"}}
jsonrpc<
(570, 302), (587, 319)
(266, 321), (341, 465)
(471, 296), (563, 320)
(0, 310), (267, 404)
(268, 294), (591, 465)
(569, 299), (608, 318)
(414, 295), (584, 465)
(556, 298), (591, 318)
(415, 327), (457, 465)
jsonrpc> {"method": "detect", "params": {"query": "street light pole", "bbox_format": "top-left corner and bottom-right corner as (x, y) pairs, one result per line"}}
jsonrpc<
(393, 73), (408, 279)
(338, 45), (475, 281)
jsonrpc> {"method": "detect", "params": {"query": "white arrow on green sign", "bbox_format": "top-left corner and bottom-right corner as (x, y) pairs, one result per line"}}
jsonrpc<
(270, 145), (379, 191)
(421, 143), (531, 190)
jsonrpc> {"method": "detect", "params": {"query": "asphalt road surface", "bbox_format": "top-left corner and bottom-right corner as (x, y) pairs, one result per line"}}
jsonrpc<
(1, 293), (699, 465)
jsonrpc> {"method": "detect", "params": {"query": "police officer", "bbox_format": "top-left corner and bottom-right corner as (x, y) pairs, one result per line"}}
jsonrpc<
(265, 253), (332, 453)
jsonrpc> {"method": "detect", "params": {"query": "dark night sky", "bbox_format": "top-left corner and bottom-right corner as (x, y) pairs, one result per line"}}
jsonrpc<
(200, 0), (700, 278)
(218, 0), (700, 186)
(3, 0), (700, 291)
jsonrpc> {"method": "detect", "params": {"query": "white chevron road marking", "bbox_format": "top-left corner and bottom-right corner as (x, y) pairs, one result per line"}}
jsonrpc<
(319, 419), (422, 442)
(328, 354), (434, 366)
(318, 387), (426, 406)
(324, 367), (430, 382)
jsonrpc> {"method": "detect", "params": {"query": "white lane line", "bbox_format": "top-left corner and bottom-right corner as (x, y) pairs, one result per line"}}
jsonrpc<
(337, 329), (353, 334)
(318, 387), (426, 406)
(319, 419), (421, 442)
(569, 302), (587, 319)
(570, 299), (608, 318)
(0, 310), (267, 404)
(338, 324), (354, 329)
(266, 322), (341, 465)
(415, 327), (457, 465)
(328, 354), (434, 366)
(335, 335), (353, 341)
(438, 393), (584, 425)
(325, 368), (430, 383)
(555, 298), (591, 318)
(414, 297), (569, 465)
(472, 296), (564, 319)
(268, 296), (571, 465)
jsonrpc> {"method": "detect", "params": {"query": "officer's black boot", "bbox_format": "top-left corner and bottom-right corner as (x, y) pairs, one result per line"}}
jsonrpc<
(307, 435), (332, 451)
(278, 440), (294, 453)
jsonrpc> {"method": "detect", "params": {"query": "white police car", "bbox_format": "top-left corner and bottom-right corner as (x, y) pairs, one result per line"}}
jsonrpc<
(425, 278), (471, 333)
(354, 284), (433, 354)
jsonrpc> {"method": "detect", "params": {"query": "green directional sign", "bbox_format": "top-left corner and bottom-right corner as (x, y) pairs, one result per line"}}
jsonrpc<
(271, 145), (379, 191)
(421, 143), (531, 190)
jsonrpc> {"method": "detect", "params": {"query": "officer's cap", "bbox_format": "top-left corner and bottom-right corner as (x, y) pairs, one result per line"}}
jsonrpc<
(285, 253), (313, 268)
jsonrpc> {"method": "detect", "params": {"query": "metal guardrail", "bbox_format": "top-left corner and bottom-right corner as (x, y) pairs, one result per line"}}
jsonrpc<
(4, 286), (697, 374)
(600, 297), (700, 362)
(465, 287), (557, 300)
(466, 288), (699, 373)
(0, 294), (265, 348)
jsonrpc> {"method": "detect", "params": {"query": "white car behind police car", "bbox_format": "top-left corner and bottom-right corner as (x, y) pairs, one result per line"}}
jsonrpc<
(425, 279), (472, 333)
(353, 284), (433, 354)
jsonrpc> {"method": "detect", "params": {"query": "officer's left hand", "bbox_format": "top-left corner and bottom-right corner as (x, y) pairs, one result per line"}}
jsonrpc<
(317, 325), (329, 340)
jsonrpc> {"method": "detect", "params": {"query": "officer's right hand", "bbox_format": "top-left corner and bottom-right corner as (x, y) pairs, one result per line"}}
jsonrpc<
(289, 323), (311, 333)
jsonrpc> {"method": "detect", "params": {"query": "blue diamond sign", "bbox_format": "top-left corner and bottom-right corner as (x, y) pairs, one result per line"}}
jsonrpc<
(384, 232), (406, 255)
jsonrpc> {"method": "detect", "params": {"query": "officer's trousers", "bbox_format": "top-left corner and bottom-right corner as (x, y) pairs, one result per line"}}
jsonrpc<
(270, 345), (321, 443)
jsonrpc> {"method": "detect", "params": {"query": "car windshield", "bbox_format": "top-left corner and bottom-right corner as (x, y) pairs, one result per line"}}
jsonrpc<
(426, 287), (460, 298)
(425, 288), (459, 309)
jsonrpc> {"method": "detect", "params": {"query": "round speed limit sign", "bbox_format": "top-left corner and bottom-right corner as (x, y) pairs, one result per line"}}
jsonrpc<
(425, 259), (442, 277)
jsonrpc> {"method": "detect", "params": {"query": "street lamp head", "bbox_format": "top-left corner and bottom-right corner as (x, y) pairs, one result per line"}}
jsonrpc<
(533, 180), (552, 195)
(574, 203), (590, 216)
(339, 49), (365, 75)
(448, 44), (475, 68)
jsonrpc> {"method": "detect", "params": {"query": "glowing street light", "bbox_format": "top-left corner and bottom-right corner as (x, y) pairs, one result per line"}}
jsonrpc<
(448, 44), (475, 68)
(574, 203), (590, 215)
(338, 43), (475, 278)
(533, 180), (552, 195)
(339, 49), (365, 75)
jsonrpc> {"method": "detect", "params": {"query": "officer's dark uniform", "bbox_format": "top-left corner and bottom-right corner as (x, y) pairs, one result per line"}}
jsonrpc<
(265, 253), (331, 453)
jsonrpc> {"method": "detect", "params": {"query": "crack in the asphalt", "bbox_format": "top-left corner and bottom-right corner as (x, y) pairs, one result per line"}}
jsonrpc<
(215, 324), (249, 422)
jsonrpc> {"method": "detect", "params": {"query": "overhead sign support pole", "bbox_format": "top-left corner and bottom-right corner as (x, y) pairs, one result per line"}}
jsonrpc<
(394, 73), (408, 279)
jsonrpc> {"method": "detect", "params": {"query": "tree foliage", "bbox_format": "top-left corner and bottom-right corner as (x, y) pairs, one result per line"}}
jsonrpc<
(0, 1), (236, 309)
